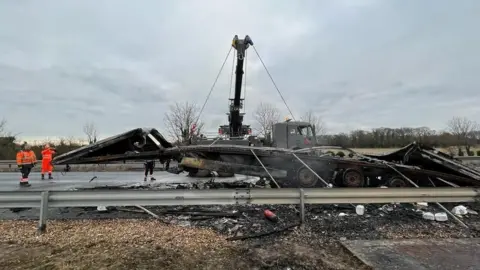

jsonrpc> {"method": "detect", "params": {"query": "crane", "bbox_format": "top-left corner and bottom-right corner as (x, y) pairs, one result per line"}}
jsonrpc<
(218, 35), (254, 140)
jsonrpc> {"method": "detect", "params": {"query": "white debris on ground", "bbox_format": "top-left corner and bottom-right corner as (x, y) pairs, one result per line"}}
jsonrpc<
(452, 205), (468, 215)
(97, 206), (108, 212)
(435, 212), (448, 221)
(419, 204), (480, 222)
(415, 202), (428, 209)
(355, 205), (365, 215)
(423, 212), (435, 220)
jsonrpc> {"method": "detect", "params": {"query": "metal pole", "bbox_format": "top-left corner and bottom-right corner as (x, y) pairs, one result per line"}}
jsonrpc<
(384, 163), (468, 228)
(250, 149), (281, 188)
(299, 189), (305, 224)
(38, 191), (49, 234)
(437, 177), (460, 187)
(291, 153), (329, 187)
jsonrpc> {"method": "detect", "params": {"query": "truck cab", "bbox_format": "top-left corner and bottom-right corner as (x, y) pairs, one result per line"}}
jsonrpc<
(271, 120), (317, 149)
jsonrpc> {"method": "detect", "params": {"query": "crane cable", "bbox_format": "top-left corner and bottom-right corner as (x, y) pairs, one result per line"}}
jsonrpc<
(252, 45), (296, 121)
(195, 46), (233, 125)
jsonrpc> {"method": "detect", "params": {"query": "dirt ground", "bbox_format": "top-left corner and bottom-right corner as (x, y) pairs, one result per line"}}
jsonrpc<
(0, 220), (367, 270)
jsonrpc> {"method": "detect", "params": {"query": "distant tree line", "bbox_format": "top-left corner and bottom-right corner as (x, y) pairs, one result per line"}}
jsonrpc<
(0, 109), (478, 159)
(0, 119), (96, 160)
(320, 117), (480, 156)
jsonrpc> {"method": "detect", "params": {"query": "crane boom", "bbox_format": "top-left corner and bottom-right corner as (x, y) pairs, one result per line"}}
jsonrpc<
(219, 35), (253, 139)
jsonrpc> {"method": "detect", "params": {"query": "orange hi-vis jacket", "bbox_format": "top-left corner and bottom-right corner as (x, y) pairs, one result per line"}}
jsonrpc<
(41, 148), (55, 161)
(16, 150), (37, 166)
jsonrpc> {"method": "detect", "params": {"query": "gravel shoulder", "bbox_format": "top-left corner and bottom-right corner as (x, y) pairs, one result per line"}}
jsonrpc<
(2, 201), (480, 269)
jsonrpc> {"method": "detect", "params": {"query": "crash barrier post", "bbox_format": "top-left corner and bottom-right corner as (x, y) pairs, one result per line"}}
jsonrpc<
(0, 187), (479, 234)
(299, 188), (305, 224)
(38, 191), (49, 234)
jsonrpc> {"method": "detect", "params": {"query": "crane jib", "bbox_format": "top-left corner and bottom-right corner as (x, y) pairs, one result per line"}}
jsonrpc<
(229, 35), (253, 138)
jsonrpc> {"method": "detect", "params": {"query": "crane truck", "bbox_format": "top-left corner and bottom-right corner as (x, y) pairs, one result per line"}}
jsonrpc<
(188, 35), (318, 177)
(195, 35), (317, 149)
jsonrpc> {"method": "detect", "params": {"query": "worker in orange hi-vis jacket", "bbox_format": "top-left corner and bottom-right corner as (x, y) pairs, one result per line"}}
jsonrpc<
(16, 144), (37, 187)
(41, 144), (56, 180)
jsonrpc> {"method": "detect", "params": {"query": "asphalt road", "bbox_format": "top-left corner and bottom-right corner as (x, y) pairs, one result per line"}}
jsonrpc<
(0, 171), (258, 191)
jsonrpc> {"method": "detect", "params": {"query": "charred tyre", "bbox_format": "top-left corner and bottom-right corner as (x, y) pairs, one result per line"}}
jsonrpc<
(296, 166), (318, 187)
(342, 168), (365, 187)
(387, 176), (408, 187)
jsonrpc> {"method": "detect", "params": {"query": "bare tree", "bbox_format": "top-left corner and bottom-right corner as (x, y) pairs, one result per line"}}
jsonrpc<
(83, 121), (98, 144)
(164, 102), (204, 144)
(0, 118), (6, 136)
(301, 110), (326, 136)
(0, 118), (17, 137)
(447, 116), (479, 154)
(253, 102), (281, 136)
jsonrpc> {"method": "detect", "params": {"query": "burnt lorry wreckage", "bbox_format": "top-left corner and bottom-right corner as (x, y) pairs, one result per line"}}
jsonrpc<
(52, 127), (480, 188)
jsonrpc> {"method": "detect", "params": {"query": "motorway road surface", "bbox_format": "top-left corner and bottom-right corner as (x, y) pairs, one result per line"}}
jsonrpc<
(0, 171), (259, 191)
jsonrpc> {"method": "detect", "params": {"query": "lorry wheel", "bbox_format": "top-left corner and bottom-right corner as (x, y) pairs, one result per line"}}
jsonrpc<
(297, 166), (318, 187)
(342, 168), (364, 187)
(387, 177), (408, 187)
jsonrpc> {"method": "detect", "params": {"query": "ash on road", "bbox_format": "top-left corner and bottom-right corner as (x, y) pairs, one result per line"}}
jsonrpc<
(0, 171), (258, 191)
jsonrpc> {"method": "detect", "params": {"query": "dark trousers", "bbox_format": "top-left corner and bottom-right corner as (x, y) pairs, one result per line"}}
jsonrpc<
(165, 159), (170, 170)
(144, 161), (154, 176)
(20, 164), (33, 179)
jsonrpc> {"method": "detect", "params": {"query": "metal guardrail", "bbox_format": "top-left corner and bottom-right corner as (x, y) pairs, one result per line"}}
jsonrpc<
(1, 156), (479, 165)
(0, 160), (144, 165)
(1, 187), (478, 233)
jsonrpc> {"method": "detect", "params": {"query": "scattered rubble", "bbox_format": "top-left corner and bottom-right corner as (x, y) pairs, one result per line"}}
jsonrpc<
(5, 202), (480, 240)
(3, 201), (480, 269)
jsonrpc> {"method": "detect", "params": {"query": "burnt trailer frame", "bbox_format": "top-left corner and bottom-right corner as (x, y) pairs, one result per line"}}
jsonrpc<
(52, 129), (480, 188)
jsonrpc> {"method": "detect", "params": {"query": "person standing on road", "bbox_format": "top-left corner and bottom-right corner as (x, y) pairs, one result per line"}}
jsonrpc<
(41, 144), (56, 180)
(16, 144), (37, 187)
(144, 160), (156, 181)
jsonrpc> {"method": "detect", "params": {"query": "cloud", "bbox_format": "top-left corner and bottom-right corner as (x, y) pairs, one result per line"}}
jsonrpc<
(0, 0), (479, 141)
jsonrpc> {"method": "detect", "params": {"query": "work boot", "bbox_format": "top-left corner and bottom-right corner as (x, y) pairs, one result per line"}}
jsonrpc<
(144, 176), (147, 181)
(48, 173), (53, 180)
(150, 176), (156, 181)
(41, 174), (45, 180)
(19, 182), (31, 187)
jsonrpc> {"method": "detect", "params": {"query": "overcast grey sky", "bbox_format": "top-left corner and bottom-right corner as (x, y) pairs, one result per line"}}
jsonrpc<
(0, 0), (479, 141)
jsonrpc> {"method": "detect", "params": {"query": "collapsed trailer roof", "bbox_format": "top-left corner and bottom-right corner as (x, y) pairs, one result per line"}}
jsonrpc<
(53, 128), (172, 165)
(365, 142), (480, 182)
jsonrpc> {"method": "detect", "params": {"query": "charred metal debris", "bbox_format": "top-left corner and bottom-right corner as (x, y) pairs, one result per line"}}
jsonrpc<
(52, 128), (480, 188)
